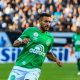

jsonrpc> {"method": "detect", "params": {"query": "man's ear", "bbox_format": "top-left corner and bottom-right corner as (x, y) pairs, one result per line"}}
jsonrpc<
(39, 17), (42, 23)
(39, 20), (44, 26)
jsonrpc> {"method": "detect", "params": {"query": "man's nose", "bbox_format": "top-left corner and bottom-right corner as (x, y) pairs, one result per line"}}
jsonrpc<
(47, 22), (50, 26)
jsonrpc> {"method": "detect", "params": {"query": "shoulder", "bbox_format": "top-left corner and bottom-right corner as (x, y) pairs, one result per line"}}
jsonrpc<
(46, 32), (54, 43)
(46, 32), (54, 38)
(72, 33), (77, 39)
(25, 27), (38, 31)
(73, 33), (77, 37)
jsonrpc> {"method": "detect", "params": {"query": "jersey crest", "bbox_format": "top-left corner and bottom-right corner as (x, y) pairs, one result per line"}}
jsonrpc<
(34, 32), (39, 37)
(33, 32), (39, 40)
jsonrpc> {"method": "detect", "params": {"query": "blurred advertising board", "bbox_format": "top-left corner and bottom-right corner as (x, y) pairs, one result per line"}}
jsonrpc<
(45, 47), (76, 63)
(0, 47), (76, 63)
(0, 32), (12, 47)
(51, 32), (74, 46)
(0, 47), (22, 63)
(0, 32), (75, 47)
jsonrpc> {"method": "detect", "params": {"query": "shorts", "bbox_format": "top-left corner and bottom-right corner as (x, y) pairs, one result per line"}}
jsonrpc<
(75, 51), (80, 59)
(8, 66), (41, 80)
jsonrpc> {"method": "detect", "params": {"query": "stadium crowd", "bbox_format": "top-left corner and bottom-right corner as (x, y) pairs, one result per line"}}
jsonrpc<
(0, 0), (80, 33)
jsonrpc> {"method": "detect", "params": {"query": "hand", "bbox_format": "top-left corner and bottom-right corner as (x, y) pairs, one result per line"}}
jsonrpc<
(55, 58), (62, 67)
(22, 38), (30, 44)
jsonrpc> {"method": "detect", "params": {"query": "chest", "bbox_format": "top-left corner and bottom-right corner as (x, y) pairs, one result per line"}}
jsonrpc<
(29, 32), (52, 46)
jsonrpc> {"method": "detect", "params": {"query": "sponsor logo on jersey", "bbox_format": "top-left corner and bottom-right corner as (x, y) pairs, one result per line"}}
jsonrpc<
(29, 44), (45, 57)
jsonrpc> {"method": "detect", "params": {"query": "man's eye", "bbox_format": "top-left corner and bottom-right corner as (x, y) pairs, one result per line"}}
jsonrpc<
(44, 20), (50, 23)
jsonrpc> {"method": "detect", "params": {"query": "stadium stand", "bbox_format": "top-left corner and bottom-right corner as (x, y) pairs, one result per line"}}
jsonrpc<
(0, 0), (80, 33)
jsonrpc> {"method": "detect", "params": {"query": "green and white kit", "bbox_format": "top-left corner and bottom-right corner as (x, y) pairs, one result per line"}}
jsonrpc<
(8, 27), (54, 80)
(72, 33), (80, 59)
(15, 27), (54, 69)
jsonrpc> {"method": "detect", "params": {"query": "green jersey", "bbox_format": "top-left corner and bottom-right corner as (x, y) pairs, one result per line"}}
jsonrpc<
(15, 27), (54, 69)
(72, 33), (80, 51)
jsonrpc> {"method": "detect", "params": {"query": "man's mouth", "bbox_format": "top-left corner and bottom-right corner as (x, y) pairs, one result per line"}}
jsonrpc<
(45, 26), (49, 30)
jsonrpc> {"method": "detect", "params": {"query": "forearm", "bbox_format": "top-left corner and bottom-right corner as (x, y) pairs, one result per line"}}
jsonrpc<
(69, 43), (74, 52)
(47, 52), (57, 62)
(71, 45), (74, 51)
(13, 38), (30, 47)
(47, 52), (62, 67)
(13, 40), (24, 47)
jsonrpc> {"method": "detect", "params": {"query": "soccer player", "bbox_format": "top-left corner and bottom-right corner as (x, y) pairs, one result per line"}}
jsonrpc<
(71, 25), (80, 75)
(8, 13), (62, 80)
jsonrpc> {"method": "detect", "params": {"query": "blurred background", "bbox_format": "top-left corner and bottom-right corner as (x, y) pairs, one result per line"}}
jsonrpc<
(0, 0), (80, 80)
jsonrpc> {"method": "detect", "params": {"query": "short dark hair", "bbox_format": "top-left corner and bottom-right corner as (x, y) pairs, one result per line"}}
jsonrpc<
(37, 13), (51, 19)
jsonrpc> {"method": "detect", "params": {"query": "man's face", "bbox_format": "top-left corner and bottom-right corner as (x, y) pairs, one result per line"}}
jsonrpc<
(39, 16), (51, 31)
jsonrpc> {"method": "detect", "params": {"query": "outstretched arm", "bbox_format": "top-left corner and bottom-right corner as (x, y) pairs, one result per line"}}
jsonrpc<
(47, 52), (62, 67)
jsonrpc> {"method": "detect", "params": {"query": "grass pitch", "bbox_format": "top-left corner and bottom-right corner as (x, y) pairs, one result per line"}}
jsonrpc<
(0, 63), (80, 80)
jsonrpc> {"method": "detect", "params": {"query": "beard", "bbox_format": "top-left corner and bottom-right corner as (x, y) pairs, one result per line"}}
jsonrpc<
(40, 22), (50, 31)
(44, 26), (50, 31)
(40, 25), (50, 32)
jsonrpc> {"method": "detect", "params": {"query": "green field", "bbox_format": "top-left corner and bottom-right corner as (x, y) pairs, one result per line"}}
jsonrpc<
(0, 63), (80, 80)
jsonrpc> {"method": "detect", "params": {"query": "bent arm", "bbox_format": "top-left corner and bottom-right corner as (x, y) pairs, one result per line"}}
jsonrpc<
(13, 38), (30, 47)
(13, 40), (24, 47)
(13, 28), (31, 47)
(46, 52), (57, 62)
(47, 52), (62, 67)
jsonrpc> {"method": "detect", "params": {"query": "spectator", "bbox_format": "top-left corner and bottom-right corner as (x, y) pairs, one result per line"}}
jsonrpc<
(54, 4), (63, 22)
(0, 14), (7, 30)
(0, 0), (80, 32)
(12, 13), (19, 25)
(49, 5), (54, 15)
(3, 3), (14, 16)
